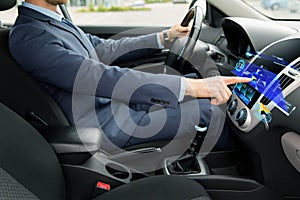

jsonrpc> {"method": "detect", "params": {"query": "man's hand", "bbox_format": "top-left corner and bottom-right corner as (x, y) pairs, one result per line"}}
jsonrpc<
(168, 24), (191, 42)
(159, 24), (191, 44)
(185, 76), (252, 105)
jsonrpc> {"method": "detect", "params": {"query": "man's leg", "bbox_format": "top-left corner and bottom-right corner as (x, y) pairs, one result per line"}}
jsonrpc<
(125, 99), (213, 147)
(125, 98), (233, 151)
(98, 98), (231, 153)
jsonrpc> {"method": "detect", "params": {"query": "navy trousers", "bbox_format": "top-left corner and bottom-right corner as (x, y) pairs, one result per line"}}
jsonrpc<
(123, 98), (234, 150)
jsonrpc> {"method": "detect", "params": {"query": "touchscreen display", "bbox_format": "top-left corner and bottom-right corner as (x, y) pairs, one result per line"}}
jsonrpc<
(233, 83), (260, 108)
(232, 59), (278, 95)
(232, 57), (292, 113)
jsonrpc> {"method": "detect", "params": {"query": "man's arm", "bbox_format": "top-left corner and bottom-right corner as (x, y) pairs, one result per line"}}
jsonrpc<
(86, 33), (160, 65)
(185, 76), (252, 105)
(9, 26), (182, 108)
(86, 24), (191, 65)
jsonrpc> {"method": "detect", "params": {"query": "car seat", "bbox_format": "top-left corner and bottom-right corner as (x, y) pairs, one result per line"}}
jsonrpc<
(0, 0), (69, 129)
(0, 102), (210, 199)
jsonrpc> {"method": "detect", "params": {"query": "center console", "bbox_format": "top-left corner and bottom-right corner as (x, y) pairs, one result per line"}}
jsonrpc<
(40, 124), (284, 199)
(41, 126), (151, 199)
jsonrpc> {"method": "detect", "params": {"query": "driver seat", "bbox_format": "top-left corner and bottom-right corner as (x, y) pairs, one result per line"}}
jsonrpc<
(0, 102), (211, 200)
(0, 0), (192, 154)
(0, 0), (70, 129)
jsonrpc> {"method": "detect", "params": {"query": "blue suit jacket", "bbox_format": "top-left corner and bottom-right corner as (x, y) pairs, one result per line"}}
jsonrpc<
(9, 6), (182, 147)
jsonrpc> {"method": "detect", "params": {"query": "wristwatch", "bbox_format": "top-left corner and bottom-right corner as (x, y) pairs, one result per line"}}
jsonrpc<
(163, 30), (169, 42)
(162, 30), (172, 48)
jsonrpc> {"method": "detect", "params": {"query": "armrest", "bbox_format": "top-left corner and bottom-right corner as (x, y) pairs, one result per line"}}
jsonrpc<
(41, 126), (103, 164)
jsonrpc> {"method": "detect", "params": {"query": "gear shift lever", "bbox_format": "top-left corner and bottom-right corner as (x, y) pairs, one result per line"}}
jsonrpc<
(167, 124), (208, 174)
(187, 125), (208, 156)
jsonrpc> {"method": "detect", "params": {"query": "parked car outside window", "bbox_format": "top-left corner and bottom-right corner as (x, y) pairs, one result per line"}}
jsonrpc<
(288, 0), (300, 12)
(261, 0), (288, 10)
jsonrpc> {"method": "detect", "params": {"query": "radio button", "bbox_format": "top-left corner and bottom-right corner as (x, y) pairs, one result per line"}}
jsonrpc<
(228, 99), (238, 115)
(235, 109), (248, 126)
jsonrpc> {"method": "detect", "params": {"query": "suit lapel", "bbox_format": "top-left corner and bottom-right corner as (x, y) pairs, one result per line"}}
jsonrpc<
(48, 19), (92, 53)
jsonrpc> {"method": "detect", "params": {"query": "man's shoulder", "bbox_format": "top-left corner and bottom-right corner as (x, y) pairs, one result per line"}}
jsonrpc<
(11, 6), (52, 30)
(9, 14), (54, 51)
(11, 6), (56, 35)
(10, 18), (47, 43)
(18, 5), (52, 21)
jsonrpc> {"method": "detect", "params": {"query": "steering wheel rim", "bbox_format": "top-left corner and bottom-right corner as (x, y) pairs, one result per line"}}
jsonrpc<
(165, 5), (204, 73)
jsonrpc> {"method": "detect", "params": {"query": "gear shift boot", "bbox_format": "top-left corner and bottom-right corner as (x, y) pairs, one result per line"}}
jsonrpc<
(163, 155), (209, 176)
(167, 154), (201, 174)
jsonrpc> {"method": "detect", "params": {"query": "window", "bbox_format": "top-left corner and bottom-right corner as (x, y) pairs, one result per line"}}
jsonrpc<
(0, 0), (191, 26)
(68, 0), (191, 26)
(243, 0), (300, 20)
(2, 0), (299, 27)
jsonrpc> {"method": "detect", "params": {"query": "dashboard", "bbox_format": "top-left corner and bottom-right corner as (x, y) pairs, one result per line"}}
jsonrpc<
(218, 18), (300, 133)
(195, 3), (300, 196)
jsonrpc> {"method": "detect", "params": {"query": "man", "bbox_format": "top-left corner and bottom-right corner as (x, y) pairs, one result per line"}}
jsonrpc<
(9, 0), (251, 151)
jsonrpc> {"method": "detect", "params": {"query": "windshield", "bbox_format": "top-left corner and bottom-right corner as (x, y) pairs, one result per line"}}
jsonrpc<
(1, 0), (300, 26)
(243, 0), (300, 20)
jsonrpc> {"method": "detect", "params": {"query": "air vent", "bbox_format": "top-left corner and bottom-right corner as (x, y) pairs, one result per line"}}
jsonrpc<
(260, 96), (271, 105)
(292, 62), (300, 71)
(279, 74), (294, 91)
(260, 73), (294, 105)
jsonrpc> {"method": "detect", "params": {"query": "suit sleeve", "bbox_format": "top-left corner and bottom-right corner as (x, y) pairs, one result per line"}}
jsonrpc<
(86, 33), (161, 65)
(9, 26), (182, 108)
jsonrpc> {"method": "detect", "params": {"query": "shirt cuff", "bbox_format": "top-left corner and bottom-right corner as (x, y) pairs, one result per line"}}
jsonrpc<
(178, 77), (186, 102)
(156, 33), (164, 49)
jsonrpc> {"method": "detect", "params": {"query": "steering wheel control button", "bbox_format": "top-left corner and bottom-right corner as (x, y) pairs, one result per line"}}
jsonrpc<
(228, 99), (238, 115)
(235, 108), (248, 126)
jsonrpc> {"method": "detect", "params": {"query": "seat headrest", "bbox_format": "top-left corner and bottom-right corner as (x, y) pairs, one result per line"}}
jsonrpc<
(0, 0), (17, 11)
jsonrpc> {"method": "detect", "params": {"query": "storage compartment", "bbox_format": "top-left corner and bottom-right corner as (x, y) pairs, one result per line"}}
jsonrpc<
(62, 152), (136, 200)
(105, 162), (130, 179)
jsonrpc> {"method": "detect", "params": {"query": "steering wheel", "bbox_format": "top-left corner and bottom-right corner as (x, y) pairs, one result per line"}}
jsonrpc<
(165, 5), (204, 74)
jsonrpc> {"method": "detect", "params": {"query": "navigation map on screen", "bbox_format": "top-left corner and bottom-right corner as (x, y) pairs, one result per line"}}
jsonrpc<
(232, 58), (293, 114)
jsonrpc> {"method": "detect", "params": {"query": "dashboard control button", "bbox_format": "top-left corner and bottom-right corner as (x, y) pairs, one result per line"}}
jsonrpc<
(288, 70), (297, 76)
(228, 99), (238, 115)
(235, 108), (247, 126)
(262, 114), (270, 131)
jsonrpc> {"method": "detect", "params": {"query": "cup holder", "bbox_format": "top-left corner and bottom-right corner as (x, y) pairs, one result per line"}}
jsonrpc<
(105, 162), (130, 179)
